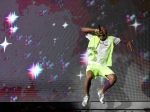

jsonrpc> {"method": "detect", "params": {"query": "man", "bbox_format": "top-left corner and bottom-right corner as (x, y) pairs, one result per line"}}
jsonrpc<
(81, 26), (133, 107)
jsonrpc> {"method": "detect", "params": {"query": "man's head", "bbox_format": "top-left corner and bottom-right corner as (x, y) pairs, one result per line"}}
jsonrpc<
(97, 27), (107, 41)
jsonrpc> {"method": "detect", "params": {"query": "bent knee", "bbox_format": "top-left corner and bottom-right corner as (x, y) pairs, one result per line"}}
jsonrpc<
(86, 70), (94, 79)
(107, 74), (117, 81)
(113, 75), (117, 82)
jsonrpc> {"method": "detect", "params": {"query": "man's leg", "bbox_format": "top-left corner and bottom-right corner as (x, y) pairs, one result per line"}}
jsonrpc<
(82, 70), (94, 107)
(84, 70), (94, 96)
(99, 74), (117, 93)
(97, 74), (117, 104)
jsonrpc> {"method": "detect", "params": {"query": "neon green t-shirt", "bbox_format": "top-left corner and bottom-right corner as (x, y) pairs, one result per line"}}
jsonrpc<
(86, 34), (121, 66)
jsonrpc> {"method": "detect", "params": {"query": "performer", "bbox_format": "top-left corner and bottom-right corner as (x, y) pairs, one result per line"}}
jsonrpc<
(81, 26), (133, 107)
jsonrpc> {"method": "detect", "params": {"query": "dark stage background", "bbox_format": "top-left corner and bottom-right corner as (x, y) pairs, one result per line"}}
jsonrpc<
(0, 0), (150, 107)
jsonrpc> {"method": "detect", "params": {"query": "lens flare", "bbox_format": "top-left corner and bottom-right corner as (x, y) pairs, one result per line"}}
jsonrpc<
(9, 25), (18, 34)
(0, 37), (12, 52)
(80, 50), (88, 66)
(6, 12), (19, 25)
(28, 62), (44, 80)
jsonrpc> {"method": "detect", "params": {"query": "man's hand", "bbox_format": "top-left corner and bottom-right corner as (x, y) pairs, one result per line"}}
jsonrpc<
(95, 29), (99, 34)
(127, 41), (133, 51)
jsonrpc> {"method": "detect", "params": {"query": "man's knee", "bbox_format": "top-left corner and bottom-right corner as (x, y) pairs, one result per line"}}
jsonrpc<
(86, 70), (94, 79)
(107, 74), (117, 81)
(112, 74), (117, 81)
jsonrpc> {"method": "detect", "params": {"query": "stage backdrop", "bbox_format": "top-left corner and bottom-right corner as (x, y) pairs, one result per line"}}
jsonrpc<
(0, 0), (149, 102)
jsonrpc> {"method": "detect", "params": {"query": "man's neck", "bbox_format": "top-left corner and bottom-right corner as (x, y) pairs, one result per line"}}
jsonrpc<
(100, 36), (107, 41)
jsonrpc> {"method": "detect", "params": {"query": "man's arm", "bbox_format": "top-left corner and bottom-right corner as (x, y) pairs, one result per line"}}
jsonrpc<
(120, 38), (129, 44)
(81, 27), (98, 33)
(120, 38), (133, 51)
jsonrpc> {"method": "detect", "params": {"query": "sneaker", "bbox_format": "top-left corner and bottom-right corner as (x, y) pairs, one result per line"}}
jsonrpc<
(97, 91), (105, 104)
(82, 96), (90, 107)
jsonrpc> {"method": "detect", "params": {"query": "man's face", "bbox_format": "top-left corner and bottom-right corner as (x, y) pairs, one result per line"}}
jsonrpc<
(97, 27), (107, 41)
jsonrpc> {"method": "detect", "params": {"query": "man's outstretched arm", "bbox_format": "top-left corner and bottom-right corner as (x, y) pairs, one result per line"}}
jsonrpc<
(81, 27), (97, 33)
(120, 38), (133, 51)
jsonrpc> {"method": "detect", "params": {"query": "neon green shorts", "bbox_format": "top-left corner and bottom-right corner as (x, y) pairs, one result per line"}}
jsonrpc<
(86, 64), (115, 80)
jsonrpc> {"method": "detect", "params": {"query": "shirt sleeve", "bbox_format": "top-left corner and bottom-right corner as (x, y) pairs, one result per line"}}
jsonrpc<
(112, 36), (121, 45)
(85, 33), (93, 40)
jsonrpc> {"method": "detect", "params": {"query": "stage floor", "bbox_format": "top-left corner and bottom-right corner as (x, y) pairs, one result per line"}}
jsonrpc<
(0, 102), (150, 111)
